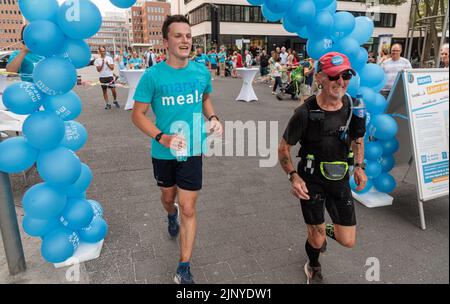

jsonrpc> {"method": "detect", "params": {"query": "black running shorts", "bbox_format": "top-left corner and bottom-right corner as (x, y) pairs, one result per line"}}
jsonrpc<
(152, 156), (203, 191)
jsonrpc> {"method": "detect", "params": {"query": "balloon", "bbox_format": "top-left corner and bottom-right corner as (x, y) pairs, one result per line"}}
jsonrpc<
(23, 183), (67, 219)
(322, 0), (337, 14)
(373, 173), (396, 193)
(69, 192), (87, 199)
(2, 82), (44, 115)
(369, 114), (398, 140)
(358, 86), (377, 112)
(380, 154), (396, 172)
(332, 11), (355, 39)
(88, 200), (104, 218)
(23, 111), (65, 150)
(60, 120), (88, 152)
(42, 91), (82, 121)
(380, 138), (399, 155)
(78, 217), (108, 243)
(297, 26), (310, 39)
(0, 137), (38, 174)
(37, 147), (82, 187)
(261, 5), (284, 22)
(333, 36), (359, 61)
(307, 10), (333, 38)
(359, 63), (385, 89)
(33, 57), (77, 96)
(371, 74), (387, 93)
(60, 38), (92, 69)
(285, 0), (316, 28)
(347, 73), (360, 97)
(23, 217), (61, 237)
(265, 0), (293, 14)
(366, 93), (388, 115)
(60, 198), (95, 230)
(66, 163), (93, 197)
(110, 0), (137, 9)
(350, 16), (374, 45)
(19, 0), (59, 22)
(57, 0), (102, 39)
(350, 47), (368, 72)
(282, 18), (298, 33)
(41, 228), (79, 263)
(23, 20), (65, 57)
(306, 36), (333, 60)
(366, 160), (382, 179)
(314, 0), (334, 9)
(365, 141), (383, 160)
(350, 175), (373, 194)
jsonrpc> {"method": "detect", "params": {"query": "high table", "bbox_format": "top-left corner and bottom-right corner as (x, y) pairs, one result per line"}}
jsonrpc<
(236, 68), (259, 102)
(121, 69), (145, 111)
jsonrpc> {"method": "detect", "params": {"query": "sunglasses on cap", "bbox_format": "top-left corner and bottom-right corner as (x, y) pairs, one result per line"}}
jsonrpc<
(326, 71), (353, 81)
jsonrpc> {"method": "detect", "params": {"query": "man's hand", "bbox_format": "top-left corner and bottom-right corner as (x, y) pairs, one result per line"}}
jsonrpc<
(159, 134), (186, 151)
(354, 167), (368, 191)
(208, 118), (223, 136)
(291, 174), (310, 200)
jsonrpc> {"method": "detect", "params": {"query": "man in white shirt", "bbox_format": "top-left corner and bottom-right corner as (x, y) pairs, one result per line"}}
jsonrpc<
(380, 43), (412, 99)
(280, 46), (289, 66)
(95, 46), (120, 109)
(244, 50), (252, 68)
(145, 47), (156, 68)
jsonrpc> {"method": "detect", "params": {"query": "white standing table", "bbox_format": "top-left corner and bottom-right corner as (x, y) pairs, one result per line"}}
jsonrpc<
(121, 69), (145, 111)
(236, 68), (259, 102)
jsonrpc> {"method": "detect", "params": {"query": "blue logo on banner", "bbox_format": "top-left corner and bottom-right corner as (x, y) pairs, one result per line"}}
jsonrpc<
(443, 152), (448, 160)
(421, 155), (427, 163)
(417, 76), (432, 86)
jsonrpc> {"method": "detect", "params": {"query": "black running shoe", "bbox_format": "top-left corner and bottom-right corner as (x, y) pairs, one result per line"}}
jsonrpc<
(304, 262), (323, 284)
(104, 104), (112, 110)
(113, 101), (120, 109)
(168, 204), (179, 238)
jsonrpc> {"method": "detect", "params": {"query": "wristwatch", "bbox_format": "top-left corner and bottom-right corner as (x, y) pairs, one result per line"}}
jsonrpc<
(208, 115), (220, 121)
(355, 163), (366, 170)
(288, 170), (298, 182)
(155, 132), (164, 143)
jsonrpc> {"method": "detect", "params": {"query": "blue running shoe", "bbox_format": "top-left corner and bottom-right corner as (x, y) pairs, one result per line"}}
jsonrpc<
(174, 265), (195, 284)
(168, 204), (179, 238)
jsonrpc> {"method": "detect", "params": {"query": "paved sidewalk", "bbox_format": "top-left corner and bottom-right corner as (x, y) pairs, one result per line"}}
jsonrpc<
(1, 70), (448, 284)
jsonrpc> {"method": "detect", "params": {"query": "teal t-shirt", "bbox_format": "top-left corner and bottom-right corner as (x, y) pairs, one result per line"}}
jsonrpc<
(193, 54), (209, 66)
(208, 53), (217, 65)
(218, 51), (227, 63)
(133, 61), (213, 160)
(128, 57), (143, 69)
(7, 50), (44, 82)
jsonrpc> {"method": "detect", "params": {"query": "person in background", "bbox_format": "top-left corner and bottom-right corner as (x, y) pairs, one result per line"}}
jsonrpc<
(378, 48), (390, 65)
(95, 46), (119, 110)
(236, 51), (244, 69)
(244, 49), (252, 68)
(231, 51), (238, 78)
(129, 52), (144, 70)
(207, 48), (218, 80)
(145, 47), (156, 68)
(380, 43), (412, 99)
(439, 43), (449, 68)
(6, 25), (44, 82)
(218, 46), (227, 77)
(279, 46), (289, 66)
(272, 56), (283, 95)
(259, 49), (270, 83)
(192, 46), (211, 70)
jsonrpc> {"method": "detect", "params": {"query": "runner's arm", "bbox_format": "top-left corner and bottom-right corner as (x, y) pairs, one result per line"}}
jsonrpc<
(352, 137), (367, 191)
(6, 47), (28, 74)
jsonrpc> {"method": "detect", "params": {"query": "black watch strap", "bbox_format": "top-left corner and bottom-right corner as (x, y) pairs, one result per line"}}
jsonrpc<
(155, 132), (164, 143)
(288, 170), (298, 181)
(208, 115), (219, 121)
(355, 163), (365, 170)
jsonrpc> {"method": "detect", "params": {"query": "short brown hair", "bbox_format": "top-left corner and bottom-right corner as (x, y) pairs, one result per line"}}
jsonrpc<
(162, 15), (190, 40)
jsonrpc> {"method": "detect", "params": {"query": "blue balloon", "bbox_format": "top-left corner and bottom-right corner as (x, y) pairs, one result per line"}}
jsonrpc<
(88, 200), (104, 218)
(347, 73), (360, 97)
(371, 74), (387, 93)
(358, 86), (377, 110)
(306, 36), (334, 60)
(2, 82), (44, 115)
(69, 192), (87, 199)
(60, 198), (95, 230)
(350, 175), (373, 194)
(42, 91), (82, 121)
(314, 0), (334, 9)
(366, 160), (382, 179)
(365, 141), (383, 160)
(333, 36), (359, 61)
(23, 111), (65, 150)
(332, 11), (355, 39)
(66, 163), (93, 197)
(297, 26), (310, 39)
(380, 154), (396, 172)
(23, 183), (67, 219)
(282, 18), (298, 33)
(19, 0), (59, 22)
(265, 0), (293, 14)
(359, 63), (385, 89)
(247, 0), (265, 4)
(369, 114), (398, 140)
(23, 20), (65, 57)
(350, 47), (368, 72)
(110, 0), (137, 8)
(322, 0), (337, 14)
(261, 5), (285, 22)
(373, 173), (396, 193)
(33, 57), (77, 96)
(367, 93), (388, 115)
(37, 147), (82, 187)
(350, 16), (374, 45)
(58, 0), (102, 39)
(380, 138), (399, 155)
(60, 120), (88, 152)
(285, 0), (316, 28)
(41, 228), (79, 263)
(0, 137), (38, 174)
(78, 217), (108, 243)
(307, 10), (334, 38)
(60, 38), (92, 69)
(23, 216), (61, 238)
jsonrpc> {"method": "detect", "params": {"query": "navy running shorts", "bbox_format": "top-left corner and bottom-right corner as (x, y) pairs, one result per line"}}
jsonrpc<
(152, 156), (203, 191)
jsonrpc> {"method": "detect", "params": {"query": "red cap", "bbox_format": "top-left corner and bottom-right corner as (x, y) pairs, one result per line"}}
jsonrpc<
(318, 52), (356, 77)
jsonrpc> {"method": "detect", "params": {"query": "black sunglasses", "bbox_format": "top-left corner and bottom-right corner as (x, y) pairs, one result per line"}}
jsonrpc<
(327, 71), (353, 81)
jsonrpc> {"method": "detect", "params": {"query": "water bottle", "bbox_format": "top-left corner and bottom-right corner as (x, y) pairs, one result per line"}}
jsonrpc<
(175, 124), (188, 162)
(353, 94), (367, 119)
